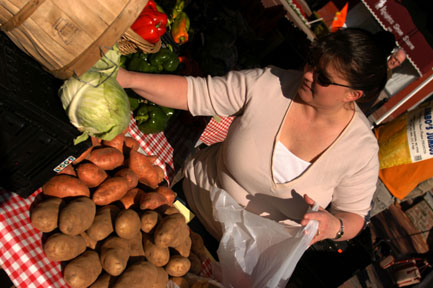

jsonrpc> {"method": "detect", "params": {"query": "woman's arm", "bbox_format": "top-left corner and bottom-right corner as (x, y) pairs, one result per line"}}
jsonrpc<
(301, 195), (365, 244)
(116, 67), (189, 110)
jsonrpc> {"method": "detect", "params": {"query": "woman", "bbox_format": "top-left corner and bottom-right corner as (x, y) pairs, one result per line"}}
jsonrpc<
(117, 28), (389, 244)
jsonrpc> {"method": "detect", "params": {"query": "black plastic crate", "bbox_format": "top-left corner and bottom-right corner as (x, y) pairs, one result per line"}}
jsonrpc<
(0, 32), (91, 198)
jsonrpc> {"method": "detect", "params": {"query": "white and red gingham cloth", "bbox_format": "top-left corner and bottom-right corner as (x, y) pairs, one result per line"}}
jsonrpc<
(0, 114), (227, 288)
(199, 116), (234, 146)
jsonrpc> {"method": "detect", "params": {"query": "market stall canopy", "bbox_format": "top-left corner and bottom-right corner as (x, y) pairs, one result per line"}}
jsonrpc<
(361, 0), (433, 76)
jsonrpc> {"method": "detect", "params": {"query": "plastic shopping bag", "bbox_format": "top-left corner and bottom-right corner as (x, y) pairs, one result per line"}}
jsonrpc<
(209, 188), (318, 288)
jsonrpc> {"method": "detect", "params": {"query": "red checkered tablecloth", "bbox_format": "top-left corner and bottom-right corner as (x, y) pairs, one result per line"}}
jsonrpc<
(127, 115), (175, 182)
(199, 116), (234, 145)
(0, 188), (65, 288)
(0, 114), (227, 288)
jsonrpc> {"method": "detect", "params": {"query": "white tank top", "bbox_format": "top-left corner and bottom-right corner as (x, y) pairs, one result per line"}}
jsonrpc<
(273, 141), (311, 183)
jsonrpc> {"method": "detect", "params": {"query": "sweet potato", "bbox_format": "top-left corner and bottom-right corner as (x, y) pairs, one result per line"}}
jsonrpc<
(103, 133), (125, 153)
(165, 255), (191, 277)
(72, 146), (93, 165)
(143, 235), (170, 267)
(140, 192), (169, 210)
(87, 205), (120, 241)
(140, 210), (159, 233)
(92, 136), (103, 146)
(113, 261), (158, 288)
(93, 177), (129, 206)
(100, 236), (130, 276)
(147, 155), (158, 164)
(115, 168), (138, 190)
(128, 150), (162, 189)
(155, 186), (177, 205)
(89, 273), (113, 288)
(76, 162), (108, 188)
(43, 233), (86, 261)
(30, 197), (63, 233)
(114, 209), (141, 239)
(59, 196), (96, 236)
(42, 174), (90, 198)
(124, 136), (140, 153)
(63, 250), (102, 288)
(120, 187), (144, 209)
(58, 164), (77, 176)
(156, 165), (165, 183)
(89, 147), (124, 170)
(154, 213), (189, 248)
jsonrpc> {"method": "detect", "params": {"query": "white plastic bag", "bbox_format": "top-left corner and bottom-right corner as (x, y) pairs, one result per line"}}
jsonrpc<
(210, 188), (318, 288)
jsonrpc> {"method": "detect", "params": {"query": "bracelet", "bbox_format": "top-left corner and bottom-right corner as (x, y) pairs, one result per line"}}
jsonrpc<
(333, 217), (344, 240)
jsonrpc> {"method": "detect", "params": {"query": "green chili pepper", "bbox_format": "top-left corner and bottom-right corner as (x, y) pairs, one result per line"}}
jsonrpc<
(171, 11), (190, 45)
(171, 0), (185, 20)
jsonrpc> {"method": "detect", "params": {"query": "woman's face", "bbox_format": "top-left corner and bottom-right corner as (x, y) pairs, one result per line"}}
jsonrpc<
(298, 63), (358, 110)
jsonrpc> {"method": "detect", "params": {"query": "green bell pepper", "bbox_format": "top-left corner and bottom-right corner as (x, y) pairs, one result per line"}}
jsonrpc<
(128, 96), (141, 111)
(135, 102), (175, 134)
(127, 52), (159, 73)
(149, 48), (180, 72)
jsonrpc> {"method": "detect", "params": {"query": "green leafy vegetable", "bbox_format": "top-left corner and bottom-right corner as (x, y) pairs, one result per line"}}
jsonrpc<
(59, 71), (130, 145)
(89, 44), (121, 78)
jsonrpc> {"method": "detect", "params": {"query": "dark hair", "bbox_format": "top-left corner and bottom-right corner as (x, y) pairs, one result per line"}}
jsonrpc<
(307, 28), (389, 103)
(373, 30), (397, 57)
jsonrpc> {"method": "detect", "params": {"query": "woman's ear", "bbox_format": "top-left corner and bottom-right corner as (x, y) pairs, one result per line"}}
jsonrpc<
(345, 89), (363, 102)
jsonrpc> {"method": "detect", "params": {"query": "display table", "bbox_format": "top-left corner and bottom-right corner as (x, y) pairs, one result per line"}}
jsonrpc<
(0, 113), (221, 288)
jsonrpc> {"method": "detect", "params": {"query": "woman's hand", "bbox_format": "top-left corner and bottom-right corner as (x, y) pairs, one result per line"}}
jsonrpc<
(116, 67), (131, 88)
(300, 194), (341, 245)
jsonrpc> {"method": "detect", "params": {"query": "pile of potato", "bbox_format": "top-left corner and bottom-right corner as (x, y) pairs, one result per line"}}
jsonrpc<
(29, 133), (212, 288)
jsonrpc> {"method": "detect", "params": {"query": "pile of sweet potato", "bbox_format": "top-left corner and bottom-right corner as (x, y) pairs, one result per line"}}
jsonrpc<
(29, 133), (211, 288)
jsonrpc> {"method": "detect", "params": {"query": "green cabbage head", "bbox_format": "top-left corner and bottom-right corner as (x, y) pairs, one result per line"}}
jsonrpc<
(59, 71), (130, 145)
(89, 44), (121, 77)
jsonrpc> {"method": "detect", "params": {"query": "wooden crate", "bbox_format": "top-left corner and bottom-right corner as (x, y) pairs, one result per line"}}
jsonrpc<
(0, 0), (148, 79)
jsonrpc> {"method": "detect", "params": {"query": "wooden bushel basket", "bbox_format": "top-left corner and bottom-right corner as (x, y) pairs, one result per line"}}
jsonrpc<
(0, 0), (149, 79)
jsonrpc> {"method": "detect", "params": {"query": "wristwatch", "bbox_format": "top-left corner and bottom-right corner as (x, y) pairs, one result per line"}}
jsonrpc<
(333, 217), (344, 240)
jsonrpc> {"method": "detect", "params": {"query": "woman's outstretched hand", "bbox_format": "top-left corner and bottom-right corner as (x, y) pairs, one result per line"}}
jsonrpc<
(301, 194), (341, 245)
(116, 67), (130, 88)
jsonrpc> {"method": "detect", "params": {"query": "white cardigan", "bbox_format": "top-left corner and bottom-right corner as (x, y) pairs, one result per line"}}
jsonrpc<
(183, 66), (379, 239)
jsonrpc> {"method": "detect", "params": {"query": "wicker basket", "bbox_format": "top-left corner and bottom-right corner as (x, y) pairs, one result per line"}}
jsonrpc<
(0, 0), (148, 79)
(118, 28), (162, 55)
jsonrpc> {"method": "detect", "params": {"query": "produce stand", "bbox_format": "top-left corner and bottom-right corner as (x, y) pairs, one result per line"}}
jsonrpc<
(0, 113), (225, 287)
(0, 0), (318, 286)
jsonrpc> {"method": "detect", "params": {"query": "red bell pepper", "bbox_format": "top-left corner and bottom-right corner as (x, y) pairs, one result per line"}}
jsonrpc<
(144, 0), (158, 12)
(131, 0), (168, 44)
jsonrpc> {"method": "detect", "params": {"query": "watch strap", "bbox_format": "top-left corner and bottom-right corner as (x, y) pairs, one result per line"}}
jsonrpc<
(333, 217), (344, 240)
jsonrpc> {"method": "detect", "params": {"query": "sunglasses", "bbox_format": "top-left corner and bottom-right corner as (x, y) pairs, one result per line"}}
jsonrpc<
(306, 55), (355, 89)
(313, 69), (354, 89)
